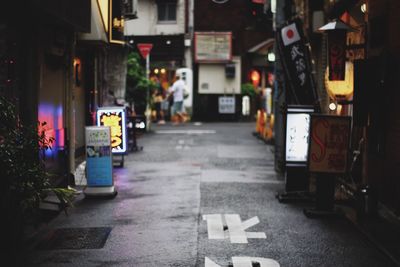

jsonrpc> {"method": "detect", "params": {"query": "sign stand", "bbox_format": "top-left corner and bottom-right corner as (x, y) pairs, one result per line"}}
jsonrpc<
(84, 126), (117, 198)
(304, 115), (351, 218)
(277, 106), (314, 203)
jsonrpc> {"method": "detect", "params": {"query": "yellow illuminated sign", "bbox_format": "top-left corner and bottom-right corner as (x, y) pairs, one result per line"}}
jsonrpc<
(97, 107), (127, 154)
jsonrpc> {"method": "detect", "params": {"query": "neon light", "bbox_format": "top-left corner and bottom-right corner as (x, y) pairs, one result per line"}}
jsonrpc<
(38, 103), (65, 156)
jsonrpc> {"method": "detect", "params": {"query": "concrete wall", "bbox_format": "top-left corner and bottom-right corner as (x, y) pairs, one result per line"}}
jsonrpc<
(125, 0), (186, 36)
(198, 57), (241, 95)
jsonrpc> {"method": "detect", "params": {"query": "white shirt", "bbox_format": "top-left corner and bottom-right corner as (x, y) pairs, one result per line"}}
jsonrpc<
(171, 79), (185, 102)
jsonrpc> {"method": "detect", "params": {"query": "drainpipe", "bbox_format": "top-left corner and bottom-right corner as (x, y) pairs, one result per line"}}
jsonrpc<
(66, 33), (76, 186)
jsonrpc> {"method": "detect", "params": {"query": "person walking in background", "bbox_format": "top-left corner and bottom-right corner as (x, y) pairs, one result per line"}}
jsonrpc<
(170, 73), (185, 125)
(151, 76), (166, 124)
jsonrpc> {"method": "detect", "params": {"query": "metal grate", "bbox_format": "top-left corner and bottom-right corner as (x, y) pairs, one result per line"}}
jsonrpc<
(37, 227), (112, 250)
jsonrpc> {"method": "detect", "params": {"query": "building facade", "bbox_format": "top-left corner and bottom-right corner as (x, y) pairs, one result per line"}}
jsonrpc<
(193, 0), (273, 121)
(0, 0), (128, 186)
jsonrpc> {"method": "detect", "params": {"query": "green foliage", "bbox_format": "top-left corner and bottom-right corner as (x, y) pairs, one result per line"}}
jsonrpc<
(125, 52), (155, 114)
(0, 96), (76, 225)
(241, 83), (257, 97)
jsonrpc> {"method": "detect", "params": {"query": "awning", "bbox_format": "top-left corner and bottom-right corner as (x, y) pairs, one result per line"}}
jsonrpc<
(247, 38), (274, 54)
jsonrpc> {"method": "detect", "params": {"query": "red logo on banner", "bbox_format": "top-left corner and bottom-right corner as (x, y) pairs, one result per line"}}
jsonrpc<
(137, 43), (153, 58)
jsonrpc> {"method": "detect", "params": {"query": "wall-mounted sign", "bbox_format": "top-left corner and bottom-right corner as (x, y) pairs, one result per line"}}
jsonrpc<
(285, 106), (314, 163)
(110, 0), (125, 44)
(219, 96), (235, 114)
(195, 32), (232, 63)
(85, 126), (113, 186)
(309, 115), (351, 174)
(97, 107), (127, 154)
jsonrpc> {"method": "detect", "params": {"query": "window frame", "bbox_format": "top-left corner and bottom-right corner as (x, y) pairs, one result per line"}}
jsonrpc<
(157, 1), (177, 24)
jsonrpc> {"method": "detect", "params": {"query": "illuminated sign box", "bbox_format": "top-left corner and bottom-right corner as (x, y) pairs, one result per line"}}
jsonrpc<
(96, 107), (127, 154)
(285, 106), (314, 164)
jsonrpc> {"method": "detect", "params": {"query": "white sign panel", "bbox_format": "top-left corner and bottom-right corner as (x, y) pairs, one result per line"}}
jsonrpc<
(285, 113), (311, 162)
(218, 96), (236, 114)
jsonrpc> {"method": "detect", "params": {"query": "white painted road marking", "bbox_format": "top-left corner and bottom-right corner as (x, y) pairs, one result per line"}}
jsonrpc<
(203, 214), (266, 243)
(205, 257), (222, 267)
(232, 257), (280, 267)
(202, 214), (225, 239)
(205, 257), (280, 267)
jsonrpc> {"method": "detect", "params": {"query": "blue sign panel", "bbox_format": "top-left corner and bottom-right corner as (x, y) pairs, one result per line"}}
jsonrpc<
(85, 126), (113, 186)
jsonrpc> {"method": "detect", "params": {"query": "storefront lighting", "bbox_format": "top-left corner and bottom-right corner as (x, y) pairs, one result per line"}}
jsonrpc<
(267, 52), (275, 62)
(329, 102), (337, 111)
(271, 0), (276, 14)
(325, 61), (354, 100)
(154, 68), (159, 74)
(129, 39), (134, 44)
(361, 3), (367, 13)
(160, 68), (166, 74)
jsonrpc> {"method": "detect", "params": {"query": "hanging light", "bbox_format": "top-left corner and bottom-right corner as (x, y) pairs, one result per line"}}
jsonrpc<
(267, 52), (275, 62)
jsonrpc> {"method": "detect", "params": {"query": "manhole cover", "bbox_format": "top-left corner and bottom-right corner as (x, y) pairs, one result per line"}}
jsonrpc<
(37, 227), (112, 250)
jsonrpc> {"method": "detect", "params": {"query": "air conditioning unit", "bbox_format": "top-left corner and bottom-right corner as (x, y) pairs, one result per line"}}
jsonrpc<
(123, 0), (138, 19)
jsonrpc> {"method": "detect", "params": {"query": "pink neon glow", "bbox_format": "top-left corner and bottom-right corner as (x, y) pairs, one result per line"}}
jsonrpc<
(38, 103), (65, 155)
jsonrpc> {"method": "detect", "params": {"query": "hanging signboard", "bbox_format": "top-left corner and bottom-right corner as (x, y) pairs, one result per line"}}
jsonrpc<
(308, 115), (351, 174)
(328, 31), (346, 80)
(110, 0), (125, 44)
(97, 107), (127, 154)
(285, 106), (314, 163)
(85, 126), (113, 186)
(194, 32), (232, 63)
(277, 19), (318, 107)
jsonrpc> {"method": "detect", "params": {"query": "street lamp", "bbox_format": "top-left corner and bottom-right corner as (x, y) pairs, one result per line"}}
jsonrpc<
(318, 19), (355, 81)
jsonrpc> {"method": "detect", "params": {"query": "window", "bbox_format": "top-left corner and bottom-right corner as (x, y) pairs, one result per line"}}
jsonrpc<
(157, 2), (177, 23)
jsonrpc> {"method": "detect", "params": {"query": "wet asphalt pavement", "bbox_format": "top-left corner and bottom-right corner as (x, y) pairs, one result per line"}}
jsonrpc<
(25, 122), (394, 266)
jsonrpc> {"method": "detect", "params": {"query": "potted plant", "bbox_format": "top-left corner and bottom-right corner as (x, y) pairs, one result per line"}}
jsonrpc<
(0, 95), (76, 264)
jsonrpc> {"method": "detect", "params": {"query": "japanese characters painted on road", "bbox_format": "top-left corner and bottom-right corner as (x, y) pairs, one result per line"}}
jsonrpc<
(85, 126), (113, 186)
(203, 214), (266, 244)
(285, 106), (314, 164)
(205, 257), (280, 267)
(97, 107), (127, 154)
(308, 115), (351, 174)
(277, 19), (318, 107)
(218, 96), (236, 114)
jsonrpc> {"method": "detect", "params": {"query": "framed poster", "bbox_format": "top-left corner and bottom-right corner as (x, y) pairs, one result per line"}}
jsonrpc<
(85, 126), (113, 186)
(97, 107), (127, 154)
(285, 106), (314, 164)
(308, 115), (351, 174)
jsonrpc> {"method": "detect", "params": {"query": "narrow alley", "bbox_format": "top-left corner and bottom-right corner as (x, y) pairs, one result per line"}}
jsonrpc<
(25, 123), (393, 267)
